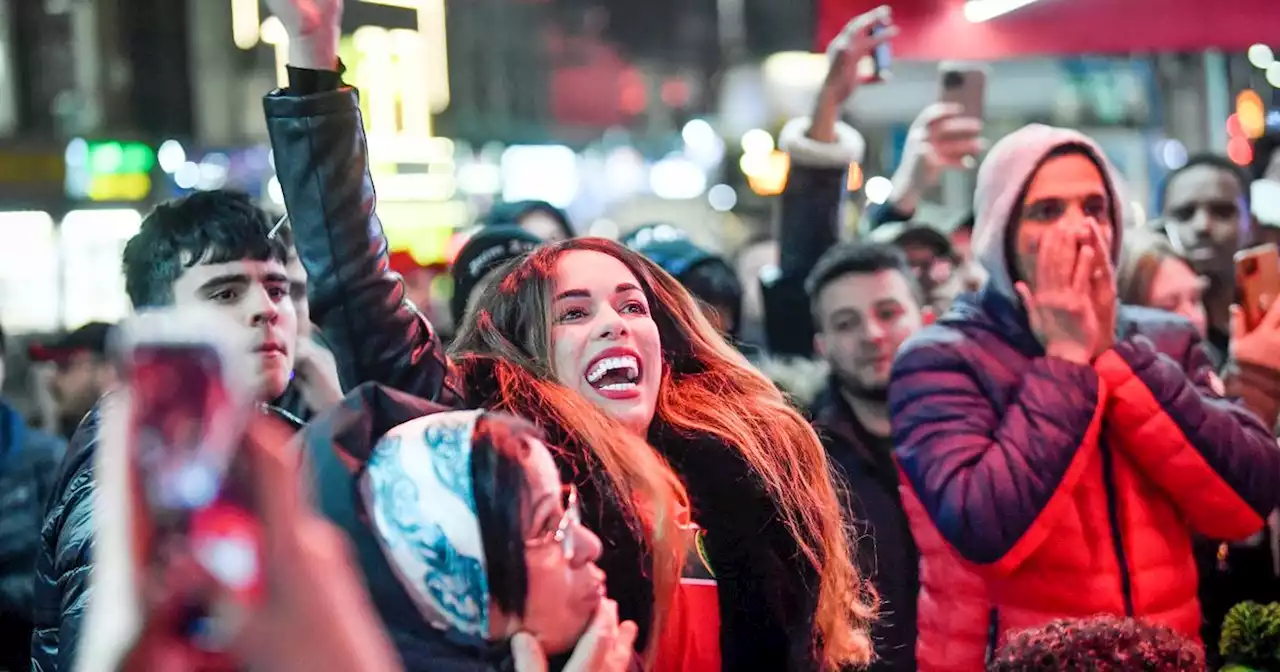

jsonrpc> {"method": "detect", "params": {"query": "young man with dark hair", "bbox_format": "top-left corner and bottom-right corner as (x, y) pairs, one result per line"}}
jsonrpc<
(0, 321), (66, 671)
(30, 189), (300, 671)
(805, 241), (927, 671)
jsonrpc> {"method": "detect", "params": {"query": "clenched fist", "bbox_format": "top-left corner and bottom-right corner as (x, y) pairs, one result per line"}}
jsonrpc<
(262, 0), (343, 70)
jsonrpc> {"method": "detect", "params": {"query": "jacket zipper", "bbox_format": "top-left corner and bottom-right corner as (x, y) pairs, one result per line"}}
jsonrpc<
(1099, 435), (1135, 617)
(984, 607), (1000, 664)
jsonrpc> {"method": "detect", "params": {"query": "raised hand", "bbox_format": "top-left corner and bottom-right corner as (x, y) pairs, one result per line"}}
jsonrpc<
(1231, 292), (1280, 372)
(1085, 221), (1118, 357)
(823, 5), (898, 102)
(1016, 224), (1103, 365)
(261, 0), (343, 70)
(888, 103), (984, 212)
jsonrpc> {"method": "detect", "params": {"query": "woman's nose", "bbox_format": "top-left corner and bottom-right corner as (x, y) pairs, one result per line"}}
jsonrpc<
(571, 524), (604, 567)
(592, 309), (628, 341)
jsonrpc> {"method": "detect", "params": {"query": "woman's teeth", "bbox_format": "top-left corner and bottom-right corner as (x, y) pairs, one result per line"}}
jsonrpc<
(586, 355), (640, 389)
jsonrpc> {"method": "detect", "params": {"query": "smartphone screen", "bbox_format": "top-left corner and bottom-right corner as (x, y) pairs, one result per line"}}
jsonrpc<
(1235, 244), (1280, 331)
(872, 23), (891, 76)
(939, 64), (987, 119)
(130, 346), (233, 515)
(126, 344), (262, 654)
(855, 22), (892, 82)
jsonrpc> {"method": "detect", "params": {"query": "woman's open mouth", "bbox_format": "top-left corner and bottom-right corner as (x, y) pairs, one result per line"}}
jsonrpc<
(583, 349), (642, 400)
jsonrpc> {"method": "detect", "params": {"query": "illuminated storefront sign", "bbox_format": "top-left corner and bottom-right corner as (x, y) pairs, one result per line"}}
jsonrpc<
(64, 139), (155, 202)
(239, 0), (466, 263)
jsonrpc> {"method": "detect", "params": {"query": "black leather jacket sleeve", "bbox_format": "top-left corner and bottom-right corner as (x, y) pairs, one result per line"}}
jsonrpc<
(30, 410), (98, 672)
(263, 87), (460, 406)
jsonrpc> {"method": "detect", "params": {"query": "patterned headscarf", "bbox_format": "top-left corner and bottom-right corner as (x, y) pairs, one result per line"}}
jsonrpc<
(360, 409), (493, 639)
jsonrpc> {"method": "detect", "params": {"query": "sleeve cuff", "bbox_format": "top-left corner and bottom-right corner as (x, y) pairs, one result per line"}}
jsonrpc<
(777, 116), (866, 168)
(285, 61), (345, 96)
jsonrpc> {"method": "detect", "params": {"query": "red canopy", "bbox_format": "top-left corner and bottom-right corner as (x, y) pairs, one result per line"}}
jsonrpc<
(818, 0), (1280, 61)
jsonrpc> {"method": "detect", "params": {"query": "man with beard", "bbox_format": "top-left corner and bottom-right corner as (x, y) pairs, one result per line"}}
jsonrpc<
(1158, 154), (1253, 365)
(890, 125), (1280, 668)
(806, 242), (926, 670)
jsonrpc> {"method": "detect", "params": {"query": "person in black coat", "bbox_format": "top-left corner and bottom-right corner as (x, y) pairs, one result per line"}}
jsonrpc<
(806, 243), (929, 671)
(0, 322), (65, 672)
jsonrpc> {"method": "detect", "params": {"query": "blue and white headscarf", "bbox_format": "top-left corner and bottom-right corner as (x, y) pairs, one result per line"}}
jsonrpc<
(360, 409), (493, 639)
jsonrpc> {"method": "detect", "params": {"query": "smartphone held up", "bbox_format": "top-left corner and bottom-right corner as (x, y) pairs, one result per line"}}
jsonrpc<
(115, 309), (263, 661)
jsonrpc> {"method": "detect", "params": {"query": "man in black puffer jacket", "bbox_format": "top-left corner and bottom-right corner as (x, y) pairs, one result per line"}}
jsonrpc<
(0, 322), (65, 672)
(30, 190), (307, 672)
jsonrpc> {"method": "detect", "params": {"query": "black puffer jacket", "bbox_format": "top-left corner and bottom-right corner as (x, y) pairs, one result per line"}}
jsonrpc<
(29, 401), (302, 672)
(0, 401), (64, 672)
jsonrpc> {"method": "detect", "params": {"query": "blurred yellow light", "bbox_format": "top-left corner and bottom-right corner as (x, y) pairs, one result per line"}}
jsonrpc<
(232, 0), (260, 49)
(1238, 89), (1264, 114)
(745, 151), (791, 196)
(1238, 90), (1267, 139)
(87, 174), (151, 202)
(847, 162), (864, 191)
(761, 51), (829, 90)
(741, 129), (775, 156)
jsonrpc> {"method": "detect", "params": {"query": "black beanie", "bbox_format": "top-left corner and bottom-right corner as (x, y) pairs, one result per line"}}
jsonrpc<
(449, 225), (542, 324)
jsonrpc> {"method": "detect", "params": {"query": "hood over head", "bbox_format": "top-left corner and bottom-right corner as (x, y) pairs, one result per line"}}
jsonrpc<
(970, 124), (1128, 300)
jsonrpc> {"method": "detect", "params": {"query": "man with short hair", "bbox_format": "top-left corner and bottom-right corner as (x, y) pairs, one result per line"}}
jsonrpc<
(0, 322), (65, 672)
(28, 323), (117, 441)
(890, 125), (1280, 668)
(1159, 154), (1254, 363)
(30, 189), (300, 672)
(805, 241), (927, 671)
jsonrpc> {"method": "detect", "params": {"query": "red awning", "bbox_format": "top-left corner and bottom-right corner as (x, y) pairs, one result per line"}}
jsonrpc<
(818, 0), (1280, 61)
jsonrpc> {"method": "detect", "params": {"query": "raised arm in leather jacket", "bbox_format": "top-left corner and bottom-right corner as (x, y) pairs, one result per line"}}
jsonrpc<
(264, 73), (460, 407)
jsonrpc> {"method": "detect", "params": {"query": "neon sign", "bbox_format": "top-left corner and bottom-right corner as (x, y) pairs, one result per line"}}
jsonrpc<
(64, 140), (155, 202)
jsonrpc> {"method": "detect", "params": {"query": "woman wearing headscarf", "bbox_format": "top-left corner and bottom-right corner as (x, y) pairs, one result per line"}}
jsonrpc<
(300, 385), (637, 671)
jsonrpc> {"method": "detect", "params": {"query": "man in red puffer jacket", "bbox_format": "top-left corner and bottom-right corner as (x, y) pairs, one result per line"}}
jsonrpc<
(889, 124), (1280, 668)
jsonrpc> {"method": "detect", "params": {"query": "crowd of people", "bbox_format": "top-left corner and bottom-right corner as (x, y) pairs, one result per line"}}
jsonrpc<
(1, 1), (1280, 671)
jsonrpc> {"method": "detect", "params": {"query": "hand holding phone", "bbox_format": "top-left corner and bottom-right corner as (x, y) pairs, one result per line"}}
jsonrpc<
(938, 62), (988, 122)
(117, 309), (259, 664)
(1234, 244), (1280, 332)
(824, 5), (897, 101)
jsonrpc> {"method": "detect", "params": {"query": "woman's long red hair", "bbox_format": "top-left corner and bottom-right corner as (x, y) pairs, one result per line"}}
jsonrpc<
(451, 237), (875, 669)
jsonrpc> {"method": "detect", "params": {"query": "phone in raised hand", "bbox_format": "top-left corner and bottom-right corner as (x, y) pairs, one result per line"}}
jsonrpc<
(117, 309), (262, 660)
(1234, 244), (1280, 331)
(938, 62), (988, 120)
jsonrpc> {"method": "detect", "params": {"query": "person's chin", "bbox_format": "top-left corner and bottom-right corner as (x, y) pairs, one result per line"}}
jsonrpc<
(591, 395), (651, 434)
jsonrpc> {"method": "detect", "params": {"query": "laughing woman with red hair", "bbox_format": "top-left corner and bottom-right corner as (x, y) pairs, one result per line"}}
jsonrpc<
(264, 33), (875, 672)
(450, 237), (876, 670)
